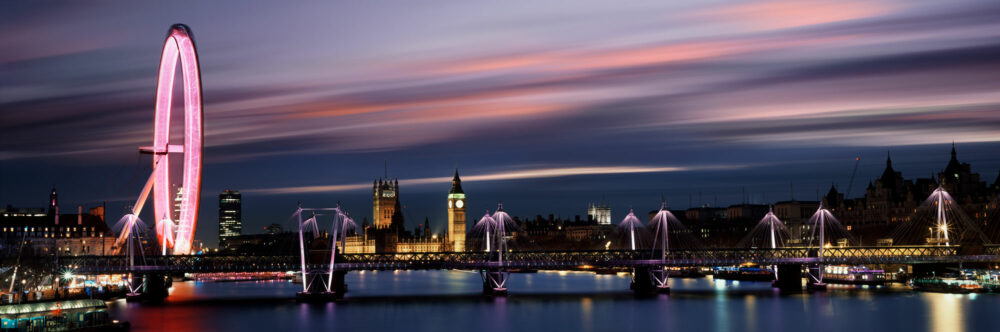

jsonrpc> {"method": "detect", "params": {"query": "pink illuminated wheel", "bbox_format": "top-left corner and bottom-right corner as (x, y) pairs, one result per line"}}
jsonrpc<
(141, 24), (203, 255)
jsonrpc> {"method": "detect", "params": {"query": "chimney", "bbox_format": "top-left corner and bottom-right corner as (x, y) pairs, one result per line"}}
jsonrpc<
(78, 205), (83, 225)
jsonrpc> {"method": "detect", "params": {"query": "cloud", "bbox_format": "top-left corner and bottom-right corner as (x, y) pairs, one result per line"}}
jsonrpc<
(3, 0), (1000, 165)
(687, 0), (893, 31)
(243, 164), (746, 195)
(657, 103), (1000, 147)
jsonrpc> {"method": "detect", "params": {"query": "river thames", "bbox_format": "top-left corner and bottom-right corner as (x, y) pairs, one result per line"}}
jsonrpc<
(105, 270), (999, 331)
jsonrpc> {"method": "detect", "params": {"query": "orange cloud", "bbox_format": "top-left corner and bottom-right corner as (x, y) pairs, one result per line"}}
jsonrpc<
(283, 85), (573, 124)
(413, 33), (859, 78)
(432, 53), (558, 75)
(556, 41), (737, 71)
(692, 0), (892, 31)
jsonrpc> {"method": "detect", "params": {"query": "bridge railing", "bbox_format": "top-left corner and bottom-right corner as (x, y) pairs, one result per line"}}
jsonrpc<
(59, 246), (993, 274)
(817, 246), (962, 264)
(820, 246), (957, 258)
(62, 254), (301, 274)
(335, 248), (817, 268)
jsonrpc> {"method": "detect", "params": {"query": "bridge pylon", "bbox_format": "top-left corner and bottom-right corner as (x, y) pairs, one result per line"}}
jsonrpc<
(480, 269), (509, 296)
(479, 203), (514, 296)
(291, 204), (356, 302)
(773, 264), (803, 292)
(125, 273), (170, 303)
(638, 203), (674, 294)
(630, 267), (669, 295)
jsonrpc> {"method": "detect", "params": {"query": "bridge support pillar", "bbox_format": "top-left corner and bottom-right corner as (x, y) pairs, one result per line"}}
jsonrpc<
(631, 267), (669, 295)
(126, 273), (170, 303)
(331, 270), (348, 294)
(806, 265), (827, 291)
(772, 264), (802, 292)
(481, 270), (509, 296)
(296, 270), (344, 302)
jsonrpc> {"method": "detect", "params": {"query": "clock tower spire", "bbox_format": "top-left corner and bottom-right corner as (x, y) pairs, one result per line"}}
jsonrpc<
(447, 168), (466, 251)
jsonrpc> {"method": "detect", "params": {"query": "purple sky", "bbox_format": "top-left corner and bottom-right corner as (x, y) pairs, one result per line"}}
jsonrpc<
(2, 0), (999, 246)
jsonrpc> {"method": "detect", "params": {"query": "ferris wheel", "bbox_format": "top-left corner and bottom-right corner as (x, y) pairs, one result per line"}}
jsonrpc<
(118, 24), (204, 255)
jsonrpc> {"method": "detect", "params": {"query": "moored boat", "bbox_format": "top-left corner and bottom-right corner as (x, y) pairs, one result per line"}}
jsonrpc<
(0, 299), (129, 331)
(910, 276), (983, 293)
(713, 265), (774, 281)
(823, 266), (886, 285)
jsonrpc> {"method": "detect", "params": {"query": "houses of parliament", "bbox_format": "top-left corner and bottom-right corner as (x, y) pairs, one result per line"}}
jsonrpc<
(343, 170), (466, 253)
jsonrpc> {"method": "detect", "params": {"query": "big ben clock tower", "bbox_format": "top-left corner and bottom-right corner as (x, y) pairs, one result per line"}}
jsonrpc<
(447, 169), (466, 252)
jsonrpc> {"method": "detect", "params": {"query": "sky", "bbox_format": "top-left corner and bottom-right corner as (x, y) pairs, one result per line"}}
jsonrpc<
(2, 0), (1000, 247)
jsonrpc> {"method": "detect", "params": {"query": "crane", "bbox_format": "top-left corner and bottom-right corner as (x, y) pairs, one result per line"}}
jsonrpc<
(844, 156), (861, 198)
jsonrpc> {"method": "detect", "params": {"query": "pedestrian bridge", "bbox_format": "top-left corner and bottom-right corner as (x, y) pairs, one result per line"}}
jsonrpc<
(62, 246), (1000, 275)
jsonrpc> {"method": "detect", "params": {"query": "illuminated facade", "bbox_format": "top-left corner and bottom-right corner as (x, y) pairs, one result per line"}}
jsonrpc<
(587, 201), (611, 225)
(342, 235), (376, 254)
(359, 172), (452, 253)
(372, 178), (398, 230)
(396, 237), (447, 253)
(219, 190), (242, 248)
(447, 169), (466, 251)
(0, 189), (114, 256)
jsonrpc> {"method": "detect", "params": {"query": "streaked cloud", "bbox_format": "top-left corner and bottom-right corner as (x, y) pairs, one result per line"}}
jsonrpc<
(3, 1), (999, 163)
(244, 164), (746, 195)
(687, 0), (893, 31)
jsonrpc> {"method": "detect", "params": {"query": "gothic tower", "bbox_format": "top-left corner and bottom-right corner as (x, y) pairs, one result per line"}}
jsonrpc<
(372, 178), (398, 229)
(447, 169), (466, 252)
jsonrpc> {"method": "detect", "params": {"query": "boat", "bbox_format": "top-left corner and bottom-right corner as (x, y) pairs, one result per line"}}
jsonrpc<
(0, 299), (129, 331)
(823, 266), (886, 285)
(970, 270), (1000, 292)
(593, 268), (620, 275)
(910, 276), (983, 293)
(667, 267), (706, 278)
(713, 265), (774, 281)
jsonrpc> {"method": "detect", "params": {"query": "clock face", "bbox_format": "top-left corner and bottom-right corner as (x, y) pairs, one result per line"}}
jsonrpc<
(448, 200), (453, 208)
(456, 199), (464, 208)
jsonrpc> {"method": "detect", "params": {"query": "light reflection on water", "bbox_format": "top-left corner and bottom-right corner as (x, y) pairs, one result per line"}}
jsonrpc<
(929, 293), (965, 332)
(105, 271), (1000, 332)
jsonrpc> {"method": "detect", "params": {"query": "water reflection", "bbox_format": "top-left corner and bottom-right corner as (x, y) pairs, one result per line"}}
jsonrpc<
(103, 271), (999, 332)
(928, 293), (965, 332)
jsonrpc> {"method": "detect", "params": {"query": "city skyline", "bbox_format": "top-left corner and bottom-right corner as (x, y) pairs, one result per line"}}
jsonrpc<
(3, 1), (1000, 247)
(6, 145), (998, 248)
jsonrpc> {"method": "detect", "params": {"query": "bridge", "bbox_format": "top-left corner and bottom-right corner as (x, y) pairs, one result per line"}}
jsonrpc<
(58, 245), (1000, 301)
(63, 246), (998, 274)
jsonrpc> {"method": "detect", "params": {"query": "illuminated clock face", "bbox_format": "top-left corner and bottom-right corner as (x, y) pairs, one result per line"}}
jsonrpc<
(448, 200), (453, 208)
(455, 200), (464, 208)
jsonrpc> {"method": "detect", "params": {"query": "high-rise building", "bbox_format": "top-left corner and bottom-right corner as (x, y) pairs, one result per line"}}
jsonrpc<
(173, 185), (184, 221)
(447, 169), (466, 251)
(218, 189), (242, 248)
(588, 201), (611, 225)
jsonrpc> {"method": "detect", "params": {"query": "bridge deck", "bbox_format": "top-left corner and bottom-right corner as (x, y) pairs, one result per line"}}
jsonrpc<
(60, 246), (1000, 274)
